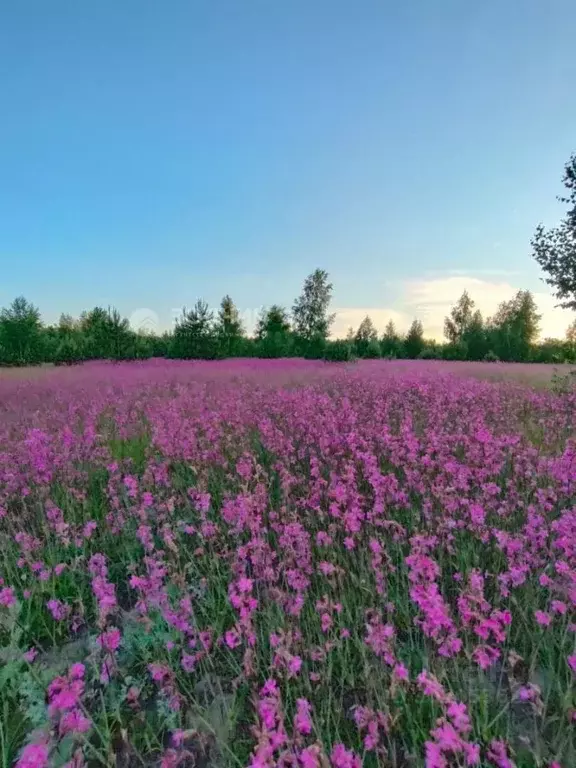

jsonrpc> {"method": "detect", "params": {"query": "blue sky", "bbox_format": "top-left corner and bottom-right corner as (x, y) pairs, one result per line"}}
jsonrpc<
(1, 0), (575, 338)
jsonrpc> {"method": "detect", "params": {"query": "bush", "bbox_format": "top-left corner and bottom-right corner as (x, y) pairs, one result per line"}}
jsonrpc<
(323, 340), (353, 362)
(418, 347), (439, 360)
(363, 339), (381, 359)
(53, 336), (84, 366)
(483, 350), (500, 362)
(442, 342), (468, 361)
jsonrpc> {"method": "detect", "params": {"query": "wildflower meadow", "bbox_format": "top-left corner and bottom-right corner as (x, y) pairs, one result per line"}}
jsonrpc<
(0, 359), (575, 768)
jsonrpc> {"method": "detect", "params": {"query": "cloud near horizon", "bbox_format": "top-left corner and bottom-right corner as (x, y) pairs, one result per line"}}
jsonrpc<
(332, 276), (575, 341)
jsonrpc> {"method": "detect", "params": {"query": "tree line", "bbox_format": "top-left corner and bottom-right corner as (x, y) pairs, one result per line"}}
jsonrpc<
(1, 152), (575, 367)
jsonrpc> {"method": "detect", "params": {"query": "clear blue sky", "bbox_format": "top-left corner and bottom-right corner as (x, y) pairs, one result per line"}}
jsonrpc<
(1, 0), (575, 332)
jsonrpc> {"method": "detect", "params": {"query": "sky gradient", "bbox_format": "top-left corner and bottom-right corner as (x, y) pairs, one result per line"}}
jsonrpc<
(1, 0), (575, 339)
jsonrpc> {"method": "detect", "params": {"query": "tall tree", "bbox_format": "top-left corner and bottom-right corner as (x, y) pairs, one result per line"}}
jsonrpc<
(79, 306), (131, 360)
(381, 319), (402, 358)
(172, 299), (216, 359)
(58, 313), (79, 333)
(292, 269), (335, 347)
(0, 296), (44, 365)
(488, 290), (541, 361)
(354, 315), (378, 357)
(464, 309), (488, 360)
(531, 153), (576, 309)
(256, 305), (292, 358)
(444, 291), (475, 345)
(404, 319), (425, 358)
(52, 312), (85, 365)
(216, 295), (244, 357)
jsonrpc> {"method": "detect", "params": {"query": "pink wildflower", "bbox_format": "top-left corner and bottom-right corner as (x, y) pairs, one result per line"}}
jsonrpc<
(330, 743), (362, 768)
(23, 648), (38, 663)
(534, 610), (552, 627)
(16, 742), (50, 768)
(294, 698), (313, 735)
(0, 587), (16, 607)
(97, 627), (121, 652)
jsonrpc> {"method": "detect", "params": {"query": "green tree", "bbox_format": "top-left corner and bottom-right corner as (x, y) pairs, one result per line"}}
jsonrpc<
(50, 312), (86, 364)
(0, 296), (44, 365)
(324, 339), (353, 362)
(380, 319), (402, 358)
(172, 299), (216, 359)
(354, 315), (378, 358)
(463, 310), (488, 360)
(403, 319), (425, 359)
(292, 269), (335, 352)
(256, 305), (292, 358)
(107, 308), (132, 360)
(444, 290), (475, 346)
(79, 307), (110, 358)
(532, 153), (576, 309)
(443, 292), (488, 360)
(58, 313), (79, 333)
(79, 306), (130, 359)
(216, 295), (244, 357)
(488, 290), (541, 361)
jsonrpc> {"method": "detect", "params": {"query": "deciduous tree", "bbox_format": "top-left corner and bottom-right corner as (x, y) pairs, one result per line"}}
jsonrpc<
(532, 153), (576, 309)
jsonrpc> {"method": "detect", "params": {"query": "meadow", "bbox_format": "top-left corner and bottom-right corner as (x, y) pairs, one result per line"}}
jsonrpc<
(0, 359), (574, 768)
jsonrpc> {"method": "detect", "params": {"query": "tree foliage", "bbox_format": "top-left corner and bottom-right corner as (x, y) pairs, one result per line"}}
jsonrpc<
(380, 320), (402, 359)
(487, 290), (541, 362)
(404, 319), (425, 359)
(256, 305), (292, 358)
(532, 153), (576, 309)
(216, 295), (245, 357)
(171, 300), (217, 360)
(444, 291), (475, 346)
(292, 269), (335, 351)
(353, 315), (378, 357)
(0, 297), (44, 365)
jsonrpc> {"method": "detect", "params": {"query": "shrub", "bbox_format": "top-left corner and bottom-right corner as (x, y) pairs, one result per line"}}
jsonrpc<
(323, 339), (352, 362)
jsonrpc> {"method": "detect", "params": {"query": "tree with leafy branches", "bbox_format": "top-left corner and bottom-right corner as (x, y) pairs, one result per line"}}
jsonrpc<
(532, 153), (576, 310)
(380, 319), (402, 358)
(443, 292), (489, 360)
(354, 315), (379, 358)
(444, 291), (475, 345)
(487, 290), (541, 361)
(172, 299), (216, 359)
(464, 309), (488, 360)
(403, 319), (425, 359)
(216, 295), (244, 357)
(256, 305), (292, 358)
(0, 296), (44, 365)
(292, 269), (335, 355)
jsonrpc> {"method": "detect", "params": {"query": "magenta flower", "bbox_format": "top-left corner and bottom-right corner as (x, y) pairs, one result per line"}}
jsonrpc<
(294, 698), (313, 735)
(16, 741), (50, 768)
(0, 586), (16, 607)
(534, 610), (552, 627)
(97, 627), (121, 652)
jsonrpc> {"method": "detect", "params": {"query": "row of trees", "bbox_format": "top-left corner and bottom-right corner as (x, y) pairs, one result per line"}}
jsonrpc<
(0, 270), (339, 366)
(1, 151), (575, 366)
(346, 289), (576, 363)
(1, 278), (575, 367)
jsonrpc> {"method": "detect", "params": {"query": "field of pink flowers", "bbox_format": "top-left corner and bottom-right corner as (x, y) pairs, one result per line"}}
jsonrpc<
(0, 359), (575, 768)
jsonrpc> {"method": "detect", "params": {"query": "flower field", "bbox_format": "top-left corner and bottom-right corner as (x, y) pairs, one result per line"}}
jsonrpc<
(0, 360), (575, 768)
